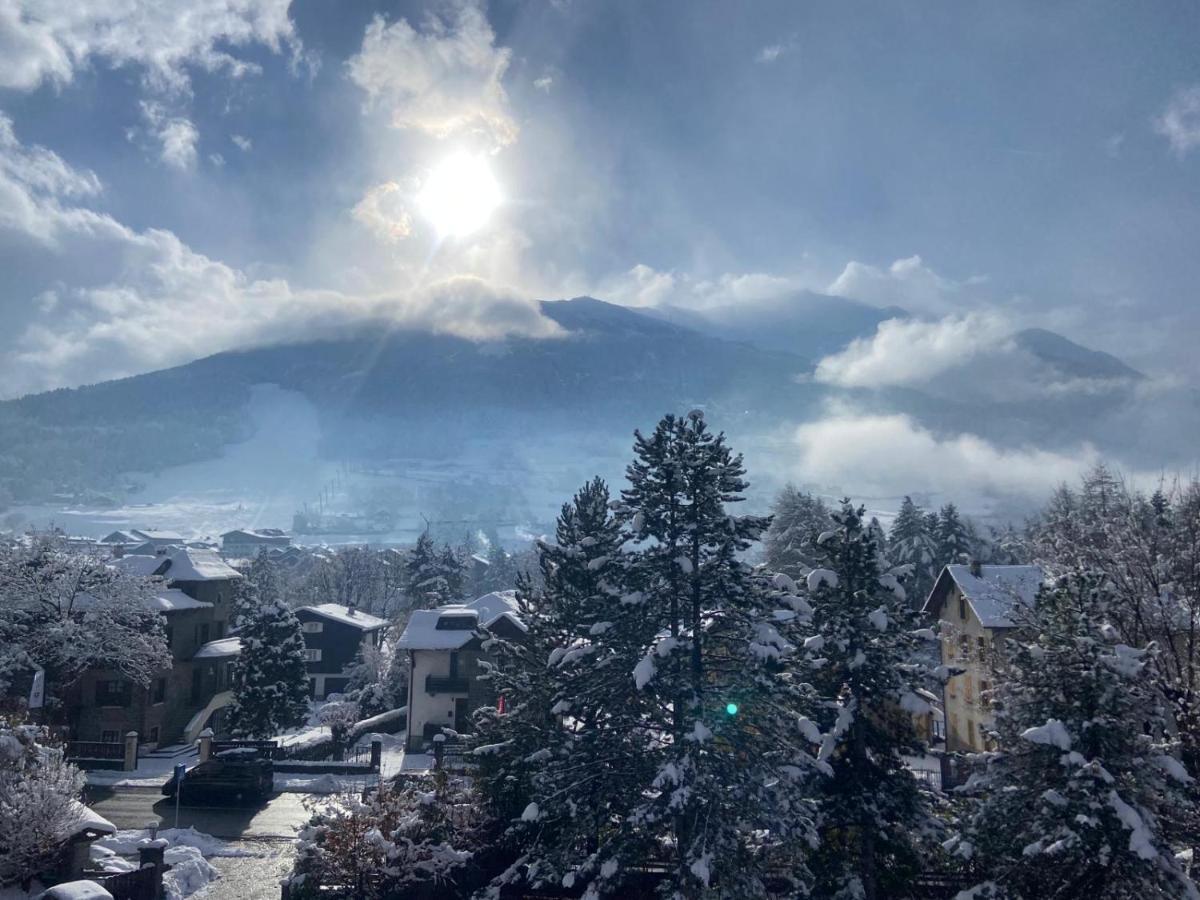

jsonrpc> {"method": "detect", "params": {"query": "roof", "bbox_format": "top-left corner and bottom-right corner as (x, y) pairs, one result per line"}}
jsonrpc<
(924, 564), (1044, 628)
(300, 603), (387, 631)
(194, 637), (242, 659)
(148, 588), (212, 612)
(222, 528), (290, 540)
(99, 530), (139, 544)
(113, 554), (169, 577)
(59, 801), (116, 841)
(132, 529), (184, 542)
(397, 591), (523, 650)
(163, 548), (242, 582)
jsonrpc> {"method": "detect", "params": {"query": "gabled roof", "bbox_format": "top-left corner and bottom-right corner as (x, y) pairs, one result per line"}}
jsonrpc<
(923, 564), (1044, 628)
(397, 591), (523, 650)
(222, 528), (290, 540)
(195, 637), (242, 659)
(114, 547), (242, 583)
(132, 529), (185, 542)
(99, 530), (140, 544)
(299, 603), (387, 631)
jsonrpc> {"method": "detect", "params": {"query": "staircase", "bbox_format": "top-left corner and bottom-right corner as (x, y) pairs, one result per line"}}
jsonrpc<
(141, 742), (198, 761)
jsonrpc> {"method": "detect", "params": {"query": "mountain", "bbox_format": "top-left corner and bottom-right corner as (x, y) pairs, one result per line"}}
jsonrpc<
(1013, 328), (1144, 382)
(639, 290), (908, 360)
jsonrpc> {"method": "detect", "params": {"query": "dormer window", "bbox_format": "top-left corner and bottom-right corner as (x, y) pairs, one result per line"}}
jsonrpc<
(436, 615), (477, 631)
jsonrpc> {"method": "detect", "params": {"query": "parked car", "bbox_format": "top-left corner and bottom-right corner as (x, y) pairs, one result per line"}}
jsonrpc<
(162, 754), (273, 804)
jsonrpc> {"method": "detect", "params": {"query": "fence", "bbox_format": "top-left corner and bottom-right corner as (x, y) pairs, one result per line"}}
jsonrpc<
(66, 740), (128, 770)
(212, 739), (283, 760)
(92, 866), (159, 900)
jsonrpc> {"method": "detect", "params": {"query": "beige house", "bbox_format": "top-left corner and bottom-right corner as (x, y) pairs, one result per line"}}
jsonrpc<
(922, 562), (1044, 753)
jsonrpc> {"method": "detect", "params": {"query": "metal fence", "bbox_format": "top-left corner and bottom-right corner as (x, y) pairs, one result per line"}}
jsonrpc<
(65, 740), (124, 760)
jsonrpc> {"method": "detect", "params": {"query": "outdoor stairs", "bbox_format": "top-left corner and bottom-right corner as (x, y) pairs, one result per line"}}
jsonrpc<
(141, 743), (198, 761)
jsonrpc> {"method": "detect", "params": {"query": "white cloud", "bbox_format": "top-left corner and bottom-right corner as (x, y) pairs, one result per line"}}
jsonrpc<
(141, 103), (199, 170)
(828, 254), (985, 315)
(0, 0), (296, 93)
(814, 313), (1013, 388)
(792, 411), (1101, 501)
(231, 134), (252, 151)
(352, 181), (413, 242)
(599, 263), (820, 310)
(756, 44), (784, 64)
(0, 113), (562, 396)
(347, 2), (517, 149)
(1155, 85), (1200, 157)
(533, 74), (554, 93)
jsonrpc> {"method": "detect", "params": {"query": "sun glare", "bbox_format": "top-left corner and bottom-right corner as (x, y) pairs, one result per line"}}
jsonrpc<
(416, 152), (502, 238)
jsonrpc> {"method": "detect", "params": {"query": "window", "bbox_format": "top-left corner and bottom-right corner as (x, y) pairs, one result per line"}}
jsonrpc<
(950, 714), (959, 742)
(153, 678), (166, 704)
(302, 621), (324, 634)
(933, 716), (945, 739)
(436, 615), (477, 631)
(101, 730), (120, 744)
(215, 620), (225, 638)
(976, 636), (988, 664)
(967, 719), (977, 748)
(196, 623), (210, 645)
(980, 680), (991, 706)
(148, 727), (160, 744)
(95, 680), (130, 707)
(303, 648), (322, 663)
(958, 594), (967, 620)
(964, 676), (974, 703)
(959, 635), (971, 663)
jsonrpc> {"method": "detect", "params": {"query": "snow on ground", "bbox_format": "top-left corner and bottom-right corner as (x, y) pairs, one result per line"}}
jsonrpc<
(92, 828), (262, 900)
(85, 749), (198, 788)
(274, 773), (378, 794)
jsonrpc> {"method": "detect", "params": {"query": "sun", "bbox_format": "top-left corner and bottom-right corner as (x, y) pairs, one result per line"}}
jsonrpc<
(416, 152), (502, 238)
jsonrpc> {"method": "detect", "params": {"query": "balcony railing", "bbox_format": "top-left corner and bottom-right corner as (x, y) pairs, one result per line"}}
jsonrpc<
(425, 675), (470, 694)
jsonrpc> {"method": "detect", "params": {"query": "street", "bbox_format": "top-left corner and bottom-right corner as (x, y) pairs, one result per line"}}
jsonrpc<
(83, 786), (316, 839)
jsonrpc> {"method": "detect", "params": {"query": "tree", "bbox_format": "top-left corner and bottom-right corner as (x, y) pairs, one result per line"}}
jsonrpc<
(788, 501), (939, 900)
(764, 485), (835, 577)
(0, 718), (87, 887)
(0, 535), (170, 704)
(405, 532), (465, 610)
(888, 496), (939, 607)
(954, 572), (1199, 899)
(345, 639), (405, 718)
(226, 557), (310, 738)
(935, 502), (973, 567)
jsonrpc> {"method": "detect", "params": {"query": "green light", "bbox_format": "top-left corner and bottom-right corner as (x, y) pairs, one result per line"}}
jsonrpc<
(725, 702), (738, 716)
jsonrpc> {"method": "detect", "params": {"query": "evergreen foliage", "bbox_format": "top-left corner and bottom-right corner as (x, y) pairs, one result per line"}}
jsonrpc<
(954, 571), (1199, 899)
(763, 484), (835, 577)
(405, 532), (466, 609)
(888, 496), (940, 607)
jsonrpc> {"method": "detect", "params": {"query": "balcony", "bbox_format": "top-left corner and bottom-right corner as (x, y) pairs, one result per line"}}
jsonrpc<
(425, 674), (470, 694)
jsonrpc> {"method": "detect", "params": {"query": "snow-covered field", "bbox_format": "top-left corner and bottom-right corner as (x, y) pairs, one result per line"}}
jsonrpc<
(89, 827), (262, 900)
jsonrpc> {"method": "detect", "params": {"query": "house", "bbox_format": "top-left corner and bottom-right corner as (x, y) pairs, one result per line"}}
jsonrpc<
(922, 562), (1044, 753)
(295, 603), (388, 699)
(396, 591), (526, 751)
(220, 528), (291, 558)
(66, 548), (243, 747)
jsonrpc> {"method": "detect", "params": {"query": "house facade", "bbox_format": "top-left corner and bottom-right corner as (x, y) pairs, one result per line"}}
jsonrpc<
(397, 591), (525, 752)
(922, 562), (1044, 753)
(220, 528), (292, 558)
(294, 603), (388, 699)
(67, 548), (243, 747)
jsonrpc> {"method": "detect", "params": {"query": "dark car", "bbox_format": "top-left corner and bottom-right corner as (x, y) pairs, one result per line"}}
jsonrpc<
(162, 754), (274, 804)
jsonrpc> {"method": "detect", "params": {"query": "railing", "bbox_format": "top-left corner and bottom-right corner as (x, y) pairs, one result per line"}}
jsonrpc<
(93, 865), (160, 900)
(66, 740), (124, 760)
(212, 739), (282, 759)
(425, 674), (470, 694)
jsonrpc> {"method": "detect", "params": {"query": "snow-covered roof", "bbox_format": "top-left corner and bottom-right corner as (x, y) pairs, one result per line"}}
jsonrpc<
(194, 637), (242, 659)
(396, 591), (523, 650)
(300, 603), (387, 631)
(38, 880), (114, 900)
(164, 548), (242, 582)
(132, 529), (184, 542)
(222, 528), (290, 540)
(99, 530), (139, 544)
(926, 564), (1044, 628)
(113, 554), (169, 577)
(148, 588), (212, 612)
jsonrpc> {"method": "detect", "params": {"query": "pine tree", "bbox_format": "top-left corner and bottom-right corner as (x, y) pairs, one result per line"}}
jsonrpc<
(226, 557), (310, 738)
(954, 571), (1199, 898)
(789, 501), (938, 900)
(935, 502), (973, 567)
(764, 484), (835, 577)
(405, 532), (465, 609)
(889, 496), (939, 607)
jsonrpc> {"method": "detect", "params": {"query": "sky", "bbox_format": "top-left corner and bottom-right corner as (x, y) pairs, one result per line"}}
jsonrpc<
(1, 0), (1199, 400)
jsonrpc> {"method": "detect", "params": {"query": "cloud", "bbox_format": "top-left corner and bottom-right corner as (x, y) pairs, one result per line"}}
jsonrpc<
(0, 0), (296, 93)
(815, 313), (1013, 388)
(757, 45), (784, 64)
(0, 113), (562, 396)
(533, 74), (554, 93)
(141, 103), (198, 170)
(352, 181), (413, 242)
(1155, 85), (1200, 157)
(599, 263), (820, 310)
(791, 411), (1101, 502)
(347, 2), (517, 149)
(828, 254), (985, 315)
(231, 134), (252, 152)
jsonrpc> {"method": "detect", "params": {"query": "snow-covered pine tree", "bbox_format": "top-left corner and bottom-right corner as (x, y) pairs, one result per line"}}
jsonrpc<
(790, 501), (938, 900)
(0, 720), (87, 887)
(936, 503), (973, 567)
(764, 484), (835, 577)
(405, 532), (465, 609)
(953, 571), (1199, 899)
(605, 411), (812, 897)
(889, 496), (940, 608)
(226, 558), (310, 738)
(474, 477), (650, 892)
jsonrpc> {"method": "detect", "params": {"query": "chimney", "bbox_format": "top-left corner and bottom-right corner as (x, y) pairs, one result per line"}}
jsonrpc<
(346, 603), (356, 617)
(969, 558), (983, 578)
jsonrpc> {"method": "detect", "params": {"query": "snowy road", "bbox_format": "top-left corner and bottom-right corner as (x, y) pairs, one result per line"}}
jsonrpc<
(83, 786), (313, 840)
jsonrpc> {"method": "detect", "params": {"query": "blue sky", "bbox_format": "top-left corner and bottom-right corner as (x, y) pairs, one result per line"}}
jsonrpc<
(1, 0), (1199, 397)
